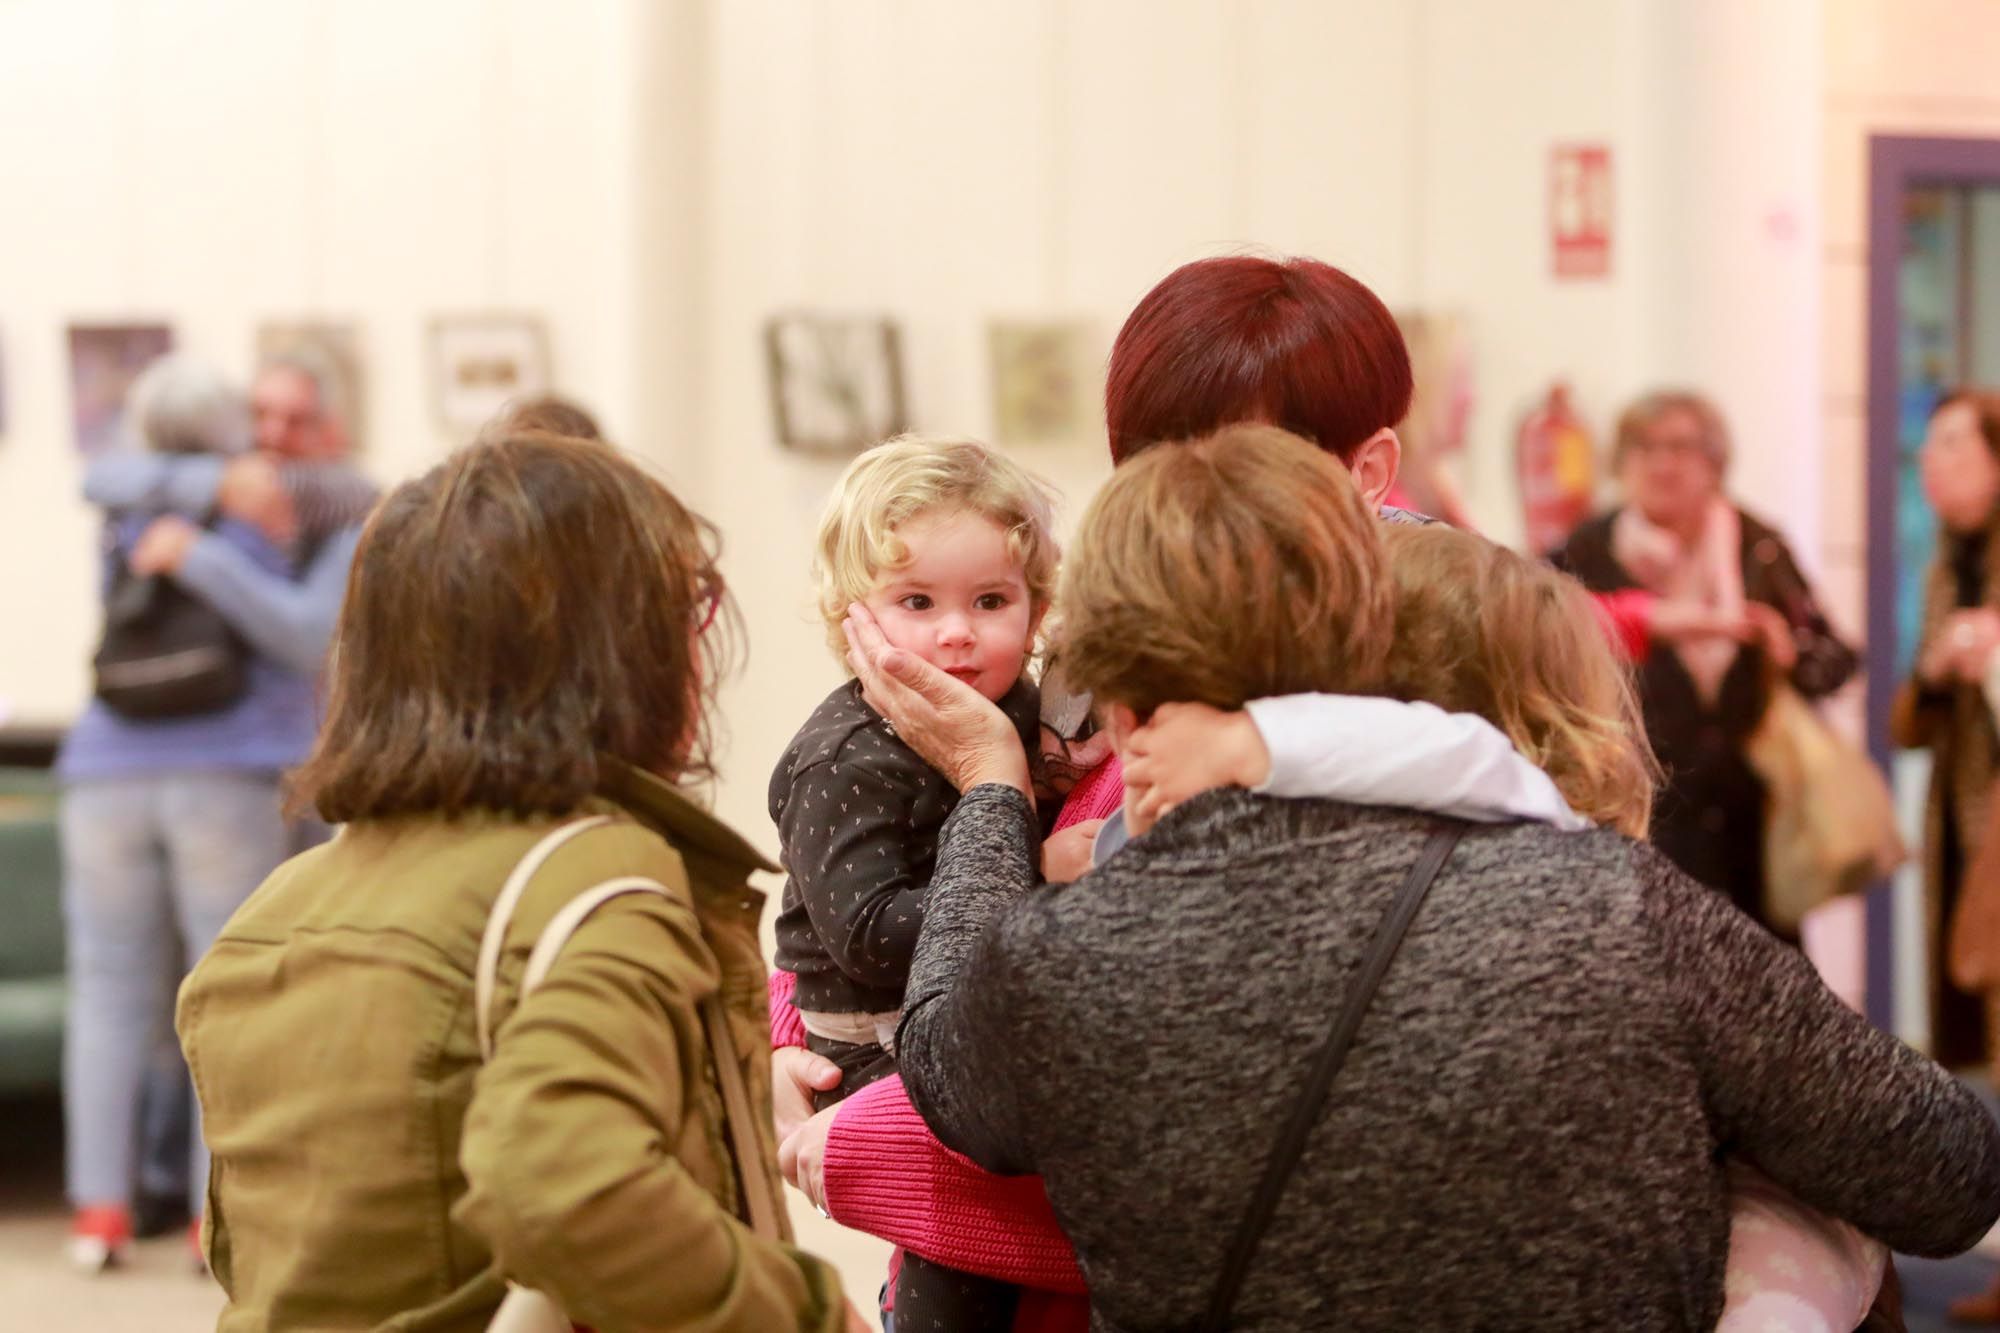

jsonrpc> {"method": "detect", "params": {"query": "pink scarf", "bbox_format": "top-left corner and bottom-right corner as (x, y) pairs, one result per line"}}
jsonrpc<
(1612, 497), (1743, 704)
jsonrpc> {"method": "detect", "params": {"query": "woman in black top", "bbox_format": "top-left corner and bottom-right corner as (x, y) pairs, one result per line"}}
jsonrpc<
(1551, 390), (1857, 938)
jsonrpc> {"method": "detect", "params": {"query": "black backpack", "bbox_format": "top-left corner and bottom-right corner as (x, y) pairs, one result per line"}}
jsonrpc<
(91, 554), (250, 720)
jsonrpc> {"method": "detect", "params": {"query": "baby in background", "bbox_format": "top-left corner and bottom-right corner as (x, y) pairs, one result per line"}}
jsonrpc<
(770, 435), (1059, 1333)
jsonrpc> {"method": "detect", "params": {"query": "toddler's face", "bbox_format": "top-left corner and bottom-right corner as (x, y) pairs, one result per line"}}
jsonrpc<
(863, 508), (1036, 702)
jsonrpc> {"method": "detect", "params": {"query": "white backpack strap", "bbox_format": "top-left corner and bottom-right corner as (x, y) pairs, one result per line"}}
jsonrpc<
(520, 877), (672, 992)
(519, 876), (786, 1242)
(475, 815), (617, 1060)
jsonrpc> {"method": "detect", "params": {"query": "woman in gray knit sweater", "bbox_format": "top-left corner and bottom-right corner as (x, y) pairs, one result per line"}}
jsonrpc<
(844, 424), (2000, 1331)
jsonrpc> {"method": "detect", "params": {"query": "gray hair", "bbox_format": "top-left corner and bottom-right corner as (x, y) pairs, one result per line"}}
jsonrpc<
(259, 343), (352, 430)
(1612, 389), (1731, 473)
(127, 356), (250, 456)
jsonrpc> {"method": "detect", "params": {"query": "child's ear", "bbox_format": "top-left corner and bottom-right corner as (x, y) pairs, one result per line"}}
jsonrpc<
(1027, 599), (1051, 649)
(1100, 702), (1142, 755)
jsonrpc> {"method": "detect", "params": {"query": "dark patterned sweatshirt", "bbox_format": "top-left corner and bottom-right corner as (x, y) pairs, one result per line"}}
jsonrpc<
(771, 677), (1041, 1016)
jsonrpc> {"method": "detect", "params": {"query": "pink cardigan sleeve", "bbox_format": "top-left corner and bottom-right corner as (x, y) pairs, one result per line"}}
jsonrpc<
(822, 1074), (1086, 1294)
(769, 968), (806, 1048)
(771, 768), (1120, 1296)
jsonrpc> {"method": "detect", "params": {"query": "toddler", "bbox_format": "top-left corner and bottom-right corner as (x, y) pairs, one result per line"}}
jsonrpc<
(772, 434), (1058, 1331)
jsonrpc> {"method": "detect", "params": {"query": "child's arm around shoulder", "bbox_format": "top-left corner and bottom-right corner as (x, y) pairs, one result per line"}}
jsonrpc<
(1121, 695), (1589, 831)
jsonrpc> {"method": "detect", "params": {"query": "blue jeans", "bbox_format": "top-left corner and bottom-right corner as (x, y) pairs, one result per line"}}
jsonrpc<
(61, 772), (289, 1216)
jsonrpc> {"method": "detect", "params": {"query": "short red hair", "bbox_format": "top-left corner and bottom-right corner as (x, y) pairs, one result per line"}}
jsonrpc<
(1105, 255), (1414, 465)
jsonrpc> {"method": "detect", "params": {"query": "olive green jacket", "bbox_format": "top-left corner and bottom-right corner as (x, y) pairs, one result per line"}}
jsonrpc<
(178, 762), (846, 1333)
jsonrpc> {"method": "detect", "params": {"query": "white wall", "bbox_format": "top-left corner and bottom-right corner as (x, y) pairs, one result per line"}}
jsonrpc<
(696, 0), (1683, 841)
(0, 0), (655, 724)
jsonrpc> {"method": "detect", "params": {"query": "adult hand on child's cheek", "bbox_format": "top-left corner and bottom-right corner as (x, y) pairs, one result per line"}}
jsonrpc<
(843, 602), (1032, 796)
(778, 1104), (839, 1214)
(772, 1047), (842, 1144)
(1042, 820), (1105, 883)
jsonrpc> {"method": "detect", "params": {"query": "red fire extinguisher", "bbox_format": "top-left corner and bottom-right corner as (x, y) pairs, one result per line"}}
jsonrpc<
(1515, 382), (1596, 555)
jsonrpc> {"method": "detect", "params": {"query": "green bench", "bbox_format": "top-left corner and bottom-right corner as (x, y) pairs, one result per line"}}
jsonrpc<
(0, 767), (64, 1093)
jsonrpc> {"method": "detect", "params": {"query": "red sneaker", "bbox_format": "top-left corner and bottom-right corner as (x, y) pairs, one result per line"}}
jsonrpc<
(67, 1204), (133, 1273)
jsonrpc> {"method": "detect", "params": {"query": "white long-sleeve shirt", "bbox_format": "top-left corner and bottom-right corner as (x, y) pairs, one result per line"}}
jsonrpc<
(1095, 695), (1587, 864)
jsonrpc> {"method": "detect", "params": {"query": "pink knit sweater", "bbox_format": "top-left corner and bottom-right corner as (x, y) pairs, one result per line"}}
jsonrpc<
(769, 758), (1124, 1329)
(768, 962), (1085, 1295)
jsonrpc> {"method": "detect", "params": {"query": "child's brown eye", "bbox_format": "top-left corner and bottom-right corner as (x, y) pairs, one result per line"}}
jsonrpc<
(901, 594), (932, 612)
(976, 594), (1008, 611)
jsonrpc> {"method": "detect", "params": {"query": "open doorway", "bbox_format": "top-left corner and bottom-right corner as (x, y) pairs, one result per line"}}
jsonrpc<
(1866, 135), (2000, 1061)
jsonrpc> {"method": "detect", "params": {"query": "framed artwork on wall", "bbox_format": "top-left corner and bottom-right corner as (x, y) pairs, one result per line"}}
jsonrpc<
(988, 319), (1096, 446)
(429, 314), (550, 432)
(68, 323), (174, 454)
(257, 320), (366, 452)
(764, 313), (907, 453)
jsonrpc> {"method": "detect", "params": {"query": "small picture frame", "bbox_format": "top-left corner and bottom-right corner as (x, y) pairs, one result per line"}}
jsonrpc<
(429, 314), (551, 432)
(988, 319), (1097, 446)
(764, 313), (907, 453)
(68, 323), (175, 454)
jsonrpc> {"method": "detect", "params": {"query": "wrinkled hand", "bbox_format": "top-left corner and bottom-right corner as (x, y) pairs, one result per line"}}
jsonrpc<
(1121, 703), (1270, 837)
(128, 515), (201, 576)
(1041, 819), (1105, 883)
(772, 1046), (841, 1145)
(778, 1103), (838, 1215)
(1742, 602), (1798, 673)
(217, 453), (298, 546)
(843, 602), (1032, 796)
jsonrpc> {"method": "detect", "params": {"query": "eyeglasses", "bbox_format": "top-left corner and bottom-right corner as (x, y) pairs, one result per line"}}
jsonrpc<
(694, 575), (725, 636)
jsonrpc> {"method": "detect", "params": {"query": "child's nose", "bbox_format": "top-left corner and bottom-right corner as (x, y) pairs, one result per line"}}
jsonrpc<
(937, 614), (975, 647)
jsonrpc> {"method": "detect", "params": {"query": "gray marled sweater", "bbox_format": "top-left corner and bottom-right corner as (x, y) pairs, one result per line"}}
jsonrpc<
(898, 786), (2000, 1332)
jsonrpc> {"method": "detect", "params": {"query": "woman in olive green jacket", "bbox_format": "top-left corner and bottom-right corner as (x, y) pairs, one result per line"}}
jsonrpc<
(178, 433), (859, 1332)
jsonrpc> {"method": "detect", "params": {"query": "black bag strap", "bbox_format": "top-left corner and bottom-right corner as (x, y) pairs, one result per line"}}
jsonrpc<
(1200, 819), (1467, 1332)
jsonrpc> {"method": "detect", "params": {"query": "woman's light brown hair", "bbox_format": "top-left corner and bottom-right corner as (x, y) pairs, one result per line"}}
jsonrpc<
(1054, 424), (1393, 715)
(1381, 524), (1659, 837)
(290, 433), (738, 821)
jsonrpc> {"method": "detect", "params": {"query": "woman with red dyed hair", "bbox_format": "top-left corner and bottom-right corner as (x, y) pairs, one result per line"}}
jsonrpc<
(774, 254), (1703, 1332)
(1104, 254), (1415, 488)
(772, 255), (1441, 1333)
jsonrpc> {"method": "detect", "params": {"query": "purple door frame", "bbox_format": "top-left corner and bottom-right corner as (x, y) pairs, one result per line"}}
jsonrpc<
(1864, 135), (2000, 1030)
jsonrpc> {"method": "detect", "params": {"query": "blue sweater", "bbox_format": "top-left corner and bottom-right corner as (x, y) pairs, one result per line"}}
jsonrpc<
(58, 454), (363, 783)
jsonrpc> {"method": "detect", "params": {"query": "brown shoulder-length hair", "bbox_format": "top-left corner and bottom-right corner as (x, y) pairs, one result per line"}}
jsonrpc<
(290, 433), (739, 822)
(1054, 423), (1393, 714)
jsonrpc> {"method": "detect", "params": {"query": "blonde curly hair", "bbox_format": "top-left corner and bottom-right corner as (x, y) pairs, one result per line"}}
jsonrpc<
(813, 435), (1059, 664)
